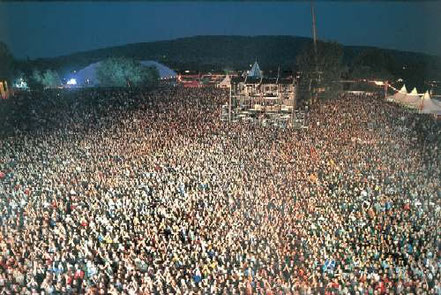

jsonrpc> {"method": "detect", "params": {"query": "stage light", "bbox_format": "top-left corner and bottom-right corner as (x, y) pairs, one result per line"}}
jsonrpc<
(14, 78), (28, 89)
(67, 78), (77, 85)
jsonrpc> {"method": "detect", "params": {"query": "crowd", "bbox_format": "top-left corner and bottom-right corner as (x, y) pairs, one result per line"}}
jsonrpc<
(0, 87), (440, 294)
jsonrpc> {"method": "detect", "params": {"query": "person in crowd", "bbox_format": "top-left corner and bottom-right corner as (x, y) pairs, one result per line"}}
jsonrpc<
(0, 87), (440, 294)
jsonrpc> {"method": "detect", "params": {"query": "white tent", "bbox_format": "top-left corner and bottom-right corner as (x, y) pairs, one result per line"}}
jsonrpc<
(401, 87), (422, 109)
(217, 74), (231, 89)
(248, 61), (262, 78)
(389, 84), (408, 103)
(420, 91), (441, 115)
(400, 84), (408, 93)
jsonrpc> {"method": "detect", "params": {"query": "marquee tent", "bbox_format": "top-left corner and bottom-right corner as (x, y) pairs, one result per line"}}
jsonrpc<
(401, 87), (422, 109)
(217, 74), (231, 89)
(420, 91), (441, 115)
(388, 84), (407, 103)
(392, 86), (419, 108)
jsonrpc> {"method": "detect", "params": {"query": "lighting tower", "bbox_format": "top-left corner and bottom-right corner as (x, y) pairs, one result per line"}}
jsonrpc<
(311, 1), (318, 59)
(310, 0), (319, 103)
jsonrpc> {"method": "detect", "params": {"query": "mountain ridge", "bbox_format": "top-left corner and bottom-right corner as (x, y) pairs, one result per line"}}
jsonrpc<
(20, 35), (441, 85)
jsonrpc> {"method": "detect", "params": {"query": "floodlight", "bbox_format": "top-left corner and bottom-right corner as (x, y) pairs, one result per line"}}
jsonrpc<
(67, 78), (77, 85)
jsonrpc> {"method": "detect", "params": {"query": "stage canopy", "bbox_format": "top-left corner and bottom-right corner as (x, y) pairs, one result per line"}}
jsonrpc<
(74, 60), (177, 87)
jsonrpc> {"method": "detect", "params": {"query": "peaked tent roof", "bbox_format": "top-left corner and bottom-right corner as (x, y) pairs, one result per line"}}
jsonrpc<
(248, 61), (262, 78)
(401, 89), (422, 109)
(399, 85), (408, 94)
(410, 87), (419, 95)
(420, 91), (441, 115)
(391, 85), (408, 103)
(218, 74), (231, 87)
(387, 84), (407, 103)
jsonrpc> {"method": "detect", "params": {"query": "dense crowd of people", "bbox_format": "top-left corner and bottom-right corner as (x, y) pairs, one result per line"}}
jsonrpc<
(0, 87), (440, 294)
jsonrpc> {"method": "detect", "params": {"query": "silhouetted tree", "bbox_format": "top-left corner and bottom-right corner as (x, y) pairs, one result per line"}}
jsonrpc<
(0, 42), (14, 79)
(41, 70), (62, 88)
(28, 69), (61, 89)
(28, 69), (44, 90)
(297, 41), (344, 100)
(349, 49), (397, 81)
(96, 57), (159, 88)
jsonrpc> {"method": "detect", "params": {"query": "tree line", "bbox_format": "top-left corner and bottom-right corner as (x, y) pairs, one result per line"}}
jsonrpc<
(1, 36), (440, 93)
(1, 43), (159, 89)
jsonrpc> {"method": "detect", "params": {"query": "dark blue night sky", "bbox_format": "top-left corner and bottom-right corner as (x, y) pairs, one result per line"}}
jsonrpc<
(0, 1), (440, 59)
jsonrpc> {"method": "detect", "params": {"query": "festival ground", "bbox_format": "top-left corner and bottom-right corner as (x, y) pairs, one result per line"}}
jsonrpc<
(0, 88), (440, 294)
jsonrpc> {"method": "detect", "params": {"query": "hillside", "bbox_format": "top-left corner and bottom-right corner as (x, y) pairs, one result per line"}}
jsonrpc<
(18, 35), (441, 85)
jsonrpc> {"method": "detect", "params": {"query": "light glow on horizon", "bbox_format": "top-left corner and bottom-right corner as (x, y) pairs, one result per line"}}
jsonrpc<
(67, 78), (77, 85)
